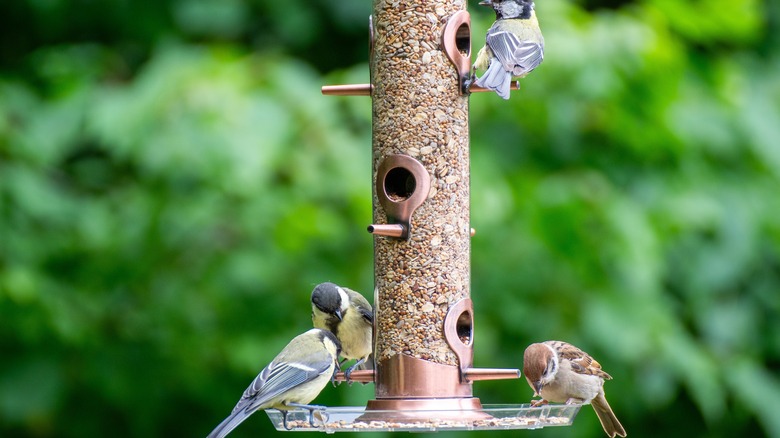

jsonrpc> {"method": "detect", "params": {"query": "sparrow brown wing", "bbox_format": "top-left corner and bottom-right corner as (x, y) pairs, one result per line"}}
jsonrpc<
(546, 341), (613, 380)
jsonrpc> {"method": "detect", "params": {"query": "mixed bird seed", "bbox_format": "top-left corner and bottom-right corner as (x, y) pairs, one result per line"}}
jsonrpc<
(282, 415), (573, 431)
(371, 0), (471, 367)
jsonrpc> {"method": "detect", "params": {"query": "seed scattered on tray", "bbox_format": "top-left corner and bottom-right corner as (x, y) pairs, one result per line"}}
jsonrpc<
(282, 415), (573, 431)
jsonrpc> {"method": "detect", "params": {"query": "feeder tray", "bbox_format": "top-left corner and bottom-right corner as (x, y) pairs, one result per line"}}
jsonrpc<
(266, 404), (582, 433)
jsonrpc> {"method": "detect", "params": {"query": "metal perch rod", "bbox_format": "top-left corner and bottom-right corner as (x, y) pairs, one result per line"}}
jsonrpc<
(333, 368), (520, 384)
(321, 82), (520, 96)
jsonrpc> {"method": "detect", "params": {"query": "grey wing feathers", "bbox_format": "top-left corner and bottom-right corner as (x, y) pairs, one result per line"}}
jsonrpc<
(474, 61), (513, 99)
(347, 289), (374, 324)
(358, 305), (373, 324)
(207, 410), (251, 438)
(207, 355), (331, 438)
(486, 31), (543, 77)
(233, 359), (328, 413)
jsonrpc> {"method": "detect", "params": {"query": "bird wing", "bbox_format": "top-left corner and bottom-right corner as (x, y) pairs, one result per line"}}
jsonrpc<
(548, 341), (613, 380)
(486, 30), (544, 77)
(358, 305), (374, 325)
(209, 358), (330, 438)
(232, 349), (333, 414)
(347, 289), (374, 325)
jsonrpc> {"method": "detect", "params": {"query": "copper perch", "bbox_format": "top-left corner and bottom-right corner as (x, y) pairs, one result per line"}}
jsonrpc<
(469, 80), (521, 93)
(333, 367), (520, 383)
(463, 367), (521, 382)
(322, 82), (520, 96)
(367, 224), (406, 238)
(321, 84), (373, 96)
(333, 370), (374, 384)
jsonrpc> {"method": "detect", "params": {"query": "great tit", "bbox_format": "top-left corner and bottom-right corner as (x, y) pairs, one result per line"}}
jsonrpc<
(311, 282), (373, 382)
(207, 329), (341, 437)
(473, 0), (544, 99)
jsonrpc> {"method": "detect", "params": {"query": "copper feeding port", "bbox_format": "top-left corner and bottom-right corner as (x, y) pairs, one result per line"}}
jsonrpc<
(442, 10), (472, 94)
(444, 298), (475, 379)
(369, 154), (431, 240)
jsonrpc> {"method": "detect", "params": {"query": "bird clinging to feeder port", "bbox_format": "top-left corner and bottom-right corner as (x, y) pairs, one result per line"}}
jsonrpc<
(311, 282), (374, 382)
(473, 0), (545, 99)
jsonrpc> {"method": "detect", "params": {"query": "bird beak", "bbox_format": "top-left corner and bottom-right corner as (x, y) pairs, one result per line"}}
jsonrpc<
(335, 310), (343, 321)
(479, 0), (492, 6)
(533, 381), (543, 397)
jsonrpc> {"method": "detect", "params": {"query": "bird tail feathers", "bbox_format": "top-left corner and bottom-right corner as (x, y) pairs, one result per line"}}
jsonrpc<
(591, 393), (627, 438)
(206, 409), (252, 438)
(474, 60), (512, 100)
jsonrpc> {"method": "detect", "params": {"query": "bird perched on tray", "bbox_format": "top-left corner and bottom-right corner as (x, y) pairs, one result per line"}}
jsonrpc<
(523, 341), (627, 437)
(206, 329), (341, 437)
(311, 282), (373, 382)
(473, 0), (545, 99)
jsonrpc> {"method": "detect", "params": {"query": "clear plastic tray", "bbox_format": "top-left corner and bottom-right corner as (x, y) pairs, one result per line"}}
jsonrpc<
(266, 403), (581, 433)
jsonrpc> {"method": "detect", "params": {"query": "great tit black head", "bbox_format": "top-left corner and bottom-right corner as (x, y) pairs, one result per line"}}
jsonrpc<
(480, 0), (534, 20)
(311, 282), (345, 321)
(310, 282), (374, 382)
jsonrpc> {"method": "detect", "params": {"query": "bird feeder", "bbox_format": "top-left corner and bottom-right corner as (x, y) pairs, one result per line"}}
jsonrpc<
(267, 0), (579, 432)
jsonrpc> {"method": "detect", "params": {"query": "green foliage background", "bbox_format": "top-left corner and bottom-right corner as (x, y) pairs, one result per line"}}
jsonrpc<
(1, 0), (778, 437)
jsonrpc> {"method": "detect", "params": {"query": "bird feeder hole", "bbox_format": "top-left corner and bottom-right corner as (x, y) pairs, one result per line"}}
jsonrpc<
(370, 154), (431, 240)
(384, 167), (415, 201)
(456, 310), (472, 345)
(455, 23), (470, 54)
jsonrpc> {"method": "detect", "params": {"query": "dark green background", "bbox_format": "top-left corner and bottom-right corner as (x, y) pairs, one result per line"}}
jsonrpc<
(1, 0), (778, 437)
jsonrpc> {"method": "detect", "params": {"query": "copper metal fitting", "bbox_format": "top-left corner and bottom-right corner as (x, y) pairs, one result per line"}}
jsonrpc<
(321, 84), (373, 96)
(442, 10), (472, 94)
(321, 82), (520, 96)
(360, 397), (491, 422)
(469, 81), (521, 93)
(443, 298), (474, 380)
(370, 154), (431, 240)
(463, 367), (522, 382)
(333, 370), (375, 384)
(367, 223), (406, 238)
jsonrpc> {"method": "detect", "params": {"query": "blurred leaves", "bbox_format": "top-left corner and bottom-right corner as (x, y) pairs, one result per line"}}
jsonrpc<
(1, 0), (779, 437)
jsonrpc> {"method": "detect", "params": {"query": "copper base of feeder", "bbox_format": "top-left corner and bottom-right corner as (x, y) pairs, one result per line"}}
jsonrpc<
(355, 354), (492, 422)
(358, 397), (492, 422)
(375, 354), (472, 398)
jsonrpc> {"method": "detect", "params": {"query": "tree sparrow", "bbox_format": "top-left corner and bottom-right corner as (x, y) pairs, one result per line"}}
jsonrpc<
(523, 341), (627, 437)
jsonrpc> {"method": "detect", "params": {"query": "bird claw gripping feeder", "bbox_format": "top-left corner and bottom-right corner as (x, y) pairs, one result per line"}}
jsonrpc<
(268, 0), (579, 432)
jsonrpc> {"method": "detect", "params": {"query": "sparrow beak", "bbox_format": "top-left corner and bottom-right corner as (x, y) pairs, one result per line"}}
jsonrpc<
(335, 309), (343, 321)
(533, 381), (543, 397)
